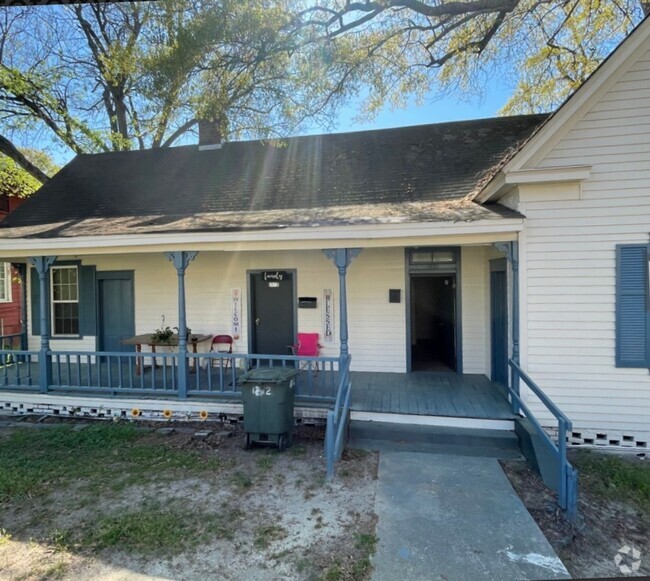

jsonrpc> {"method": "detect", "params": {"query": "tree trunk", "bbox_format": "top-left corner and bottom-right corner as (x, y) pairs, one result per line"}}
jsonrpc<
(0, 135), (50, 184)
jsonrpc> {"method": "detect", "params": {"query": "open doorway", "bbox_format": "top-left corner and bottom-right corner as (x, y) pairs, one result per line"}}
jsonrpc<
(410, 275), (457, 372)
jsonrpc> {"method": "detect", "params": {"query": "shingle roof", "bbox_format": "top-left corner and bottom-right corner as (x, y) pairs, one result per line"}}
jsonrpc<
(0, 114), (547, 238)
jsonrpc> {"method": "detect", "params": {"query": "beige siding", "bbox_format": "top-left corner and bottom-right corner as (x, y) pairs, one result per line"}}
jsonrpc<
(518, 46), (650, 435)
(27, 246), (496, 376)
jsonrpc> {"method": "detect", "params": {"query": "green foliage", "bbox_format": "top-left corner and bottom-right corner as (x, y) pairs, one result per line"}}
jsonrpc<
(0, 150), (57, 197)
(571, 450), (650, 509)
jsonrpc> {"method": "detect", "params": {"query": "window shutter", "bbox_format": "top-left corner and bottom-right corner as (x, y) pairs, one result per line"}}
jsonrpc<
(30, 267), (41, 336)
(79, 265), (97, 336)
(616, 245), (649, 367)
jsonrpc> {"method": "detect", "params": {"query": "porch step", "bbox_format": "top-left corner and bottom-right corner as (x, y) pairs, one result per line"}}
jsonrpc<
(348, 420), (522, 460)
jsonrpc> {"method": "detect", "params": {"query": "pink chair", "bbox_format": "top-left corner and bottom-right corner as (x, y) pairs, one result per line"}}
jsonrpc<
(290, 333), (323, 371)
(209, 334), (234, 369)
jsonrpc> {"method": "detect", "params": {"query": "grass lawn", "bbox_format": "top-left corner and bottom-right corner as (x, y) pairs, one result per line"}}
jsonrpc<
(0, 421), (378, 580)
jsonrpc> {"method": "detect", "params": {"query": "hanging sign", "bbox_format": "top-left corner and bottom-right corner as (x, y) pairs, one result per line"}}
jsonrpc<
(262, 271), (286, 282)
(231, 288), (241, 340)
(323, 288), (334, 343)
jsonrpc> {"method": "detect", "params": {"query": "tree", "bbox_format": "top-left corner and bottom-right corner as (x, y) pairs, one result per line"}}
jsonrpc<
(0, 148), (57, 198)
(0, 0), (363, 181)
(298, 0), (649, 115)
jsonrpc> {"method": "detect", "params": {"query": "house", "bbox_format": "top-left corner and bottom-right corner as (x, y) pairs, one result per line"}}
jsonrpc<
(0, 193), (27, 348)
(1, 13), (650, 515)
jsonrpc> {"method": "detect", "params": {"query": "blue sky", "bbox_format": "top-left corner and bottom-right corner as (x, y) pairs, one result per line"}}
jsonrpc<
(315, 74), (513, 135)
(50, 73), (512, 166)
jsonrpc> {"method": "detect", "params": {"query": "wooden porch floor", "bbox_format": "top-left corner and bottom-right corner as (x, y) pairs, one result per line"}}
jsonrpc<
(349, 372), (514, 420)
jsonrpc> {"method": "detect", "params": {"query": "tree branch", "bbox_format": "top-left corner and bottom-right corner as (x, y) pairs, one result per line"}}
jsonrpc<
(0, 134), (50, 184)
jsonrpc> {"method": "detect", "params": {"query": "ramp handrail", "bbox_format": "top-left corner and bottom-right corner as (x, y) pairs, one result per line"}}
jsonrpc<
(508, 359), (578, 520)
(325, 355), (352, 479)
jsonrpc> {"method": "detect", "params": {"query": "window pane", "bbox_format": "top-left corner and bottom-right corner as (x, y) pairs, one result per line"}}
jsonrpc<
(54, 303), (79, 335)
(431, 250), (455, 263)
(411, 251), (432, 263)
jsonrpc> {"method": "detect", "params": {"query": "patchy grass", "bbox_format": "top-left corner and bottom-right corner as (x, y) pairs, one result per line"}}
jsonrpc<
(0, 424), (219, 501)
(570, 449), (650, 509)
(0, 422), (378, 580)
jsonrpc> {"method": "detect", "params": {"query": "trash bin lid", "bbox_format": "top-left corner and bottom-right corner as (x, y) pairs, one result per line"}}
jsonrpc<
(240, 366), (300, 383)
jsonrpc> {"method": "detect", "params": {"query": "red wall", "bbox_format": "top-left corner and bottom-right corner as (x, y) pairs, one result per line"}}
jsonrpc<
(0, 195), (25, 340)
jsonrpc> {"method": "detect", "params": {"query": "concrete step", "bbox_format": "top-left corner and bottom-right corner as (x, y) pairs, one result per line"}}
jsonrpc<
(348, 420), (522, 459)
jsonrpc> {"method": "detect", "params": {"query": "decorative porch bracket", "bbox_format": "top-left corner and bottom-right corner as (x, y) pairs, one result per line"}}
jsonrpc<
(29, 256), (57, 393)
(166, 251), (198, 399)
(495, 241), (520, 414)
(322, 248), (362, 365)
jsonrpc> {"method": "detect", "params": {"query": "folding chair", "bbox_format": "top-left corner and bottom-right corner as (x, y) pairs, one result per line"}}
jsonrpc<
(290, 332), (322, 372)
(208, 334), (235, 369)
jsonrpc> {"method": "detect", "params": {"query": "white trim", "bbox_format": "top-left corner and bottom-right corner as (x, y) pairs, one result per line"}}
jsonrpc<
(350, 410), (514, 431)
(0, 219), (523, 258)
(0, 263), (12, 303)
(504, 165), (592, 185)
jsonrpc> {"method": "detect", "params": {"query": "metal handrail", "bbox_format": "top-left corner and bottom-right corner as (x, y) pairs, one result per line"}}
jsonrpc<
(325, 355), (352, 479)
(508, 359), (578, 520)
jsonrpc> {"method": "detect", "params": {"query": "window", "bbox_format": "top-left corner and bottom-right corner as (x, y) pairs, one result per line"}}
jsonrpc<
(51, 266), (79, 336)
(616, 244), (649, 367)
(0, 263), (11, 303)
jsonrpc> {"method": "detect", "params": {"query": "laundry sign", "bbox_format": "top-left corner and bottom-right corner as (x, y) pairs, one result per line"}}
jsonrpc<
(262, 271), (286, 282)
(323, 288), (334, 343)
(231, 288), (241, 339)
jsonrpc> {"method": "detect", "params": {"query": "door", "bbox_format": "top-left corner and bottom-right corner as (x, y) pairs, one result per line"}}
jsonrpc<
(98, 273), (135, 352)
(249, 271), (295, 355)
(490, 265), (508, 384)
(410, 275), (457, 372)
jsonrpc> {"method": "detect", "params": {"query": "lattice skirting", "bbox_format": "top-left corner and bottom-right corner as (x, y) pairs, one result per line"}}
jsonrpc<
(545, 425), (649, 452)
(0, 394), (326, 426)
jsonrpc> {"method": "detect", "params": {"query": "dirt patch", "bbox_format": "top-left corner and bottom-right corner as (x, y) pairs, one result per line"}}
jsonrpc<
(0, 421), (378, 580)
(502, 452), (649, 579)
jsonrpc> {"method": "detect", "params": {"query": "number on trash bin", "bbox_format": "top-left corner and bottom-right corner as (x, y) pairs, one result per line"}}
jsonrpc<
(253, 385), (272, 396)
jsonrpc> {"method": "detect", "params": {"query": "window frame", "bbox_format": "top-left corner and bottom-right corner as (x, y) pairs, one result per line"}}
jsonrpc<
(50, 265), (80, 337)
(0, 263), (12, 303)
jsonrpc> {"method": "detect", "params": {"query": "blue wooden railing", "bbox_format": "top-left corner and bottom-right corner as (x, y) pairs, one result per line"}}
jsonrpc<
(0, 348), (338, 403)
(324, 355), (352, 479)
(508, 359), (578, 520)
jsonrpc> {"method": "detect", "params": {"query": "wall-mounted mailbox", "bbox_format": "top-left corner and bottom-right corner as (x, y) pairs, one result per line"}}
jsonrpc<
(298, 297), (318, 309)
(389, 289), (401, 303)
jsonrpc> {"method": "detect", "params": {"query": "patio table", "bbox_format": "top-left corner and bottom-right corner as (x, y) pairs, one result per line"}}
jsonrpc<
(121, 333), (212, 375)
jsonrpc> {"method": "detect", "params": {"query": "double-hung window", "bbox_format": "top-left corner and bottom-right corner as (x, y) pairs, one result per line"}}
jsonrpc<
(0, 263), (11, 303)
(51, 265), (79, 336)
(616, 244), (650, 367)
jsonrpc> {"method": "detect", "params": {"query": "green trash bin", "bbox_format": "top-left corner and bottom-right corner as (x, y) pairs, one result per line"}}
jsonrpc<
(240, 367), (299, 451)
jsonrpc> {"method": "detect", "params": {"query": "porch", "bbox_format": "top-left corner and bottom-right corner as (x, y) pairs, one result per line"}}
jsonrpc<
(0, 352), (512, 421)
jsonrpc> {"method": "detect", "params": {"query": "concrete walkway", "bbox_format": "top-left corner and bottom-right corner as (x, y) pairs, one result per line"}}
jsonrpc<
(372, 452), (570, 581)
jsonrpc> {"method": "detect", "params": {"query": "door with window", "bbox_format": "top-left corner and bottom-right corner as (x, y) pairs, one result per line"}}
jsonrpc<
(97, 272), (135, 352)
(249, 271), (295, 355)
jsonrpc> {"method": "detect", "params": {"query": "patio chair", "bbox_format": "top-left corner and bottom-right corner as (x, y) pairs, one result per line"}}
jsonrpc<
(290, 332), (323, 372)
(207, 334), (235, 369)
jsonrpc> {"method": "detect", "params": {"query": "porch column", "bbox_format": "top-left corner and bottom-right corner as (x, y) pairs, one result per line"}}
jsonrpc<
(495, 241), (520, 414)
(29, 256), (57, 393)
(322, 248), (362, 364)
(166, 251), (198, 399)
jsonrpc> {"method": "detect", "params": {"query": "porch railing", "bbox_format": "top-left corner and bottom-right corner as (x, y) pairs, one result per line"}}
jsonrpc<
(0, 348), (338, 404)
(187, 352), (339, 400)
(0, 350), (38, 388)
(50, 351), (179, 395)
(325, 355), (352, 479)
(508, 359), (578, 520)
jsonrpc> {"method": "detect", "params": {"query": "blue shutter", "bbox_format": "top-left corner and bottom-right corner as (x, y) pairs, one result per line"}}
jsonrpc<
(79, 265), (97, 336)
(30, 268), (40, 336)
(616, 245), (649, 367)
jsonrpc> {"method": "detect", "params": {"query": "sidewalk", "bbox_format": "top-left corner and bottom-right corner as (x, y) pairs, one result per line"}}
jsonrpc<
(372, 452), (570, 580)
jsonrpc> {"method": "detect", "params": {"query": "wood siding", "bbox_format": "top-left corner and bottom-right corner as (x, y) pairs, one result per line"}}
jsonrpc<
(27, 247), (497, 375)
(518, 46), (650, 434)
